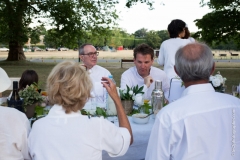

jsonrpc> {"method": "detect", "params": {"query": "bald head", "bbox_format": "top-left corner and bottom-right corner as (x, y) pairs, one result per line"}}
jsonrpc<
(175, 43), (214, 82)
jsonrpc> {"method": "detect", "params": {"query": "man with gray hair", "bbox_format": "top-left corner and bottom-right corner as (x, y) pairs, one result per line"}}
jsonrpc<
(79, 44), (111, 111)
(145, 43), (240, 159)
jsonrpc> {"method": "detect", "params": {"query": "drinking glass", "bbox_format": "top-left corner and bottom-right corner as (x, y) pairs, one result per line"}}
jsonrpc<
(232, 85), (238, 97)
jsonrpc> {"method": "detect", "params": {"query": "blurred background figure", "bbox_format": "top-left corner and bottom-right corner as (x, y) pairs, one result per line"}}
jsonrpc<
(28, 61), (133, 160)
(19, 70), (39, 91)
(157, 19), (191, 81)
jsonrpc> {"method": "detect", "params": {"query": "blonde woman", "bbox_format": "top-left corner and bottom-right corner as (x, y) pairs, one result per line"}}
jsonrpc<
(28, 61), (133, 160)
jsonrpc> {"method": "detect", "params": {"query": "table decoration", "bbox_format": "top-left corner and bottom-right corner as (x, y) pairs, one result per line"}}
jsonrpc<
(18, 83), (44, 118)
(119, 85), (144, 114)
(209, 71), (227, 93)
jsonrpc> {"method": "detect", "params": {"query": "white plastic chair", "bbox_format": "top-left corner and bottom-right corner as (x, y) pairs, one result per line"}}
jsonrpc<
(168, 78), (185, 103)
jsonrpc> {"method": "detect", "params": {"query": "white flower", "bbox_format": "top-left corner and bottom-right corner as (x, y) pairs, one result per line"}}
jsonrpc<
(212, 77), (221, 87)
(129, 90), (133, 95)
(209, 75), (214, 82)
(134, 94), (143, 106)
(215, 74), (223, 83)
(123, 89), (127, 94)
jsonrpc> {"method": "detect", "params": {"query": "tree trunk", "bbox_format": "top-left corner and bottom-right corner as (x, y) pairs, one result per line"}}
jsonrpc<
(6, 41), (26, 61)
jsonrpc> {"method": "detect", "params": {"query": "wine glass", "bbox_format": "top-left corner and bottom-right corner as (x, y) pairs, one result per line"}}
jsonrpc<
(232, 85), (238, 97)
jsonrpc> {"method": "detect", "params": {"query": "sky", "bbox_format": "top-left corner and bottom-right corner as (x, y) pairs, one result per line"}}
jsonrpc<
(115, 0), (212, 34)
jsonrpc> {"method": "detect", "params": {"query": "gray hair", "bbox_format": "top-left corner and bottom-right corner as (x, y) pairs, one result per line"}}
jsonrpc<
(79, 43), (93, 55)
(175, 42), (214, 82)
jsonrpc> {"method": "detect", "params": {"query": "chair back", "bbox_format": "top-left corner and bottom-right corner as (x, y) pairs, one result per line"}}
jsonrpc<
(168, 78), (185, 103)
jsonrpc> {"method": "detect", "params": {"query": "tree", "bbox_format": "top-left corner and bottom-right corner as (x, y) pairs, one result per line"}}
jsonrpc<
(0, 0), (153, 61)
(145, 30), (161, 49)
(194, 0), (240, 46)
(157, 30), (169, 43)
(134, 28), (148, 38)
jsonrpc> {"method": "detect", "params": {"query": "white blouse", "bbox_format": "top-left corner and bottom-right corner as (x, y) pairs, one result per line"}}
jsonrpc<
(28, 104), (131, 160)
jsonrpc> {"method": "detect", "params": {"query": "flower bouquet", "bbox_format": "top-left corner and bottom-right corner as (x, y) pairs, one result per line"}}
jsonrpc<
(18, 83), (44, 118)
(209, 71), (227, 93)
(119, 85), (144, 114)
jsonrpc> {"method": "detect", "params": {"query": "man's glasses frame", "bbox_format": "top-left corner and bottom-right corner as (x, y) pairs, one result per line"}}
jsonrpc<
(81, 51), (99, 57)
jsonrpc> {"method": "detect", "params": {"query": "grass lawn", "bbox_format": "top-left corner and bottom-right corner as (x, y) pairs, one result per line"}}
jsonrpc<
(0, 60), (240, 96)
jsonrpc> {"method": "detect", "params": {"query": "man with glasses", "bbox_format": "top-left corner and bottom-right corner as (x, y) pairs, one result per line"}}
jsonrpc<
(79, 44), (111, 111)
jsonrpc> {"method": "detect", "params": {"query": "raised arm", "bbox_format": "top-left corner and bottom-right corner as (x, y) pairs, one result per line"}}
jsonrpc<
(102, 77), (133, 145)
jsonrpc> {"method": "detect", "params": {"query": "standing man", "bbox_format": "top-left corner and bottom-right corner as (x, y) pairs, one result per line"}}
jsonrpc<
(146, 43), (240, 160)
(121, 43), (170, 101)
(0, 68), (31, 160)
(79, 44), (111, 110)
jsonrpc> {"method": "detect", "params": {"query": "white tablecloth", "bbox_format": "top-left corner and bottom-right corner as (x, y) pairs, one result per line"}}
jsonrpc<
(102, 116), (154, 160)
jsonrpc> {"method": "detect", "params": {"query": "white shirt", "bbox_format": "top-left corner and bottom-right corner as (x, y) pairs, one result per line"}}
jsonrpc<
(28, 104), (131, 160)
(84, 65), (111, 110)
(0, 107), (31, 160)
(158, 38), (191, 80)
(146, 83), (240, 160)
(120, 66), (170, 100)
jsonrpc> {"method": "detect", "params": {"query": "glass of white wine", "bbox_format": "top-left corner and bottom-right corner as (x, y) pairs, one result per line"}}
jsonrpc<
(232, 85), (238, 97)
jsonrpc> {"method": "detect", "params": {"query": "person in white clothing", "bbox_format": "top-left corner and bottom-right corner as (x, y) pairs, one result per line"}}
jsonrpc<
(79, 44), (111, 110)
(146, 43), (240, 160)
(28, 60), (133, 160)
(0, 67), (31, 160)
(158, 19), (191, 80)
(121, 43), (170, 100)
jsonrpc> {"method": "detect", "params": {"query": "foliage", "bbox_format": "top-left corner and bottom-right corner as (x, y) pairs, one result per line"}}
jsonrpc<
(81, 107), (107, 118)
(145, 30), (161, 49)
(140, 102), (151, 114)
(0, 0), (153, 61)
(194, 0), (240, 47)
(134, 28), (148, 38)
(95, 107), (107, 118)
(157, 30), (169, 44)
(119, 85), (144, 100)
(18, 83), (43, 106)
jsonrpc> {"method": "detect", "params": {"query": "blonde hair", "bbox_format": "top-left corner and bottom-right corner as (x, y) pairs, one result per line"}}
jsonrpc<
(47, 61), (92, 113)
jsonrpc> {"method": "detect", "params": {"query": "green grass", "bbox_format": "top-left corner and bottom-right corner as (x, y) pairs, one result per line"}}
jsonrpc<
(1, 60), (240, 96)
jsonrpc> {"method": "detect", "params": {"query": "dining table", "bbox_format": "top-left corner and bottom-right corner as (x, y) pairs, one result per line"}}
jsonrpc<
(102, 116), (155, 160)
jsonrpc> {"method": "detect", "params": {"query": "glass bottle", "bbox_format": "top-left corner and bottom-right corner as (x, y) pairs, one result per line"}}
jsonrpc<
(10, 81), (20, 101)
(151, 80), (164, 117)
(106, 75), (116, 113)
(8, 81), (24, 112)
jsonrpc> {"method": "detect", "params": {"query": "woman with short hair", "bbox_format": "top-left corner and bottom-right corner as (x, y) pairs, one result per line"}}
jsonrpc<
(19, 70), (39, 91)
(28, 60), (133, 160)
(158, 19), (192, 80)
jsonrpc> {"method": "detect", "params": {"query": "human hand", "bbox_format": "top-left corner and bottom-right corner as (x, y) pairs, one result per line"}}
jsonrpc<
(101, 77), (119, 100)
(144, 76), (153, 88)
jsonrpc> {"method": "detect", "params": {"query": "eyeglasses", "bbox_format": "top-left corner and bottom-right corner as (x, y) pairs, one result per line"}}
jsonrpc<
(81, 52), (99, 57)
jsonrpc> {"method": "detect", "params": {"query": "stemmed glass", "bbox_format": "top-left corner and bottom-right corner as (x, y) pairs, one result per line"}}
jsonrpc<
(232, 85), (238, 97)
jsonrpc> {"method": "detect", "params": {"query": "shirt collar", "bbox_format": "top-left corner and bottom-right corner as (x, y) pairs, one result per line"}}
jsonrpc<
(47, 104), (82, 118)
(133, 66), (152, 79)
(181, 83), (215, 98)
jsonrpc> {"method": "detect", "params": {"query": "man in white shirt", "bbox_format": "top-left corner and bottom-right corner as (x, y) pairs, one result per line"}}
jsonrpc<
(146, 43), (240, 160)
(121, 43), (170, 100)
(0, 67), (31, 160)
(158, 19), (191, 80)
(79, 44), (111, 110)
